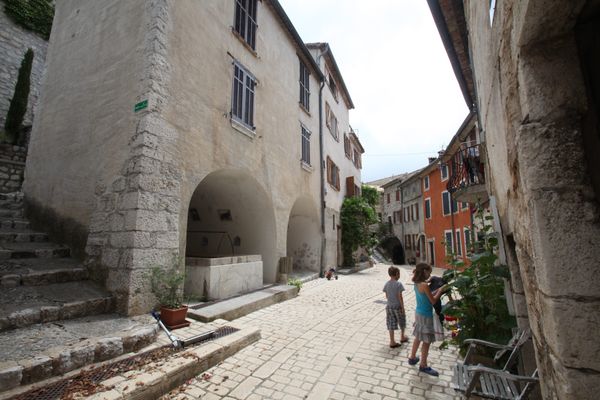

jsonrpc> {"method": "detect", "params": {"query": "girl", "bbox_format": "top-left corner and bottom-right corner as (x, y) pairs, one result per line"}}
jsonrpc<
(408, 263), (447, 377)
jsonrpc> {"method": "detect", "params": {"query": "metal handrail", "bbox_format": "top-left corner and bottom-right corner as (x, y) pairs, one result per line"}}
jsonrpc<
(447, 144), (485, 194)
(186, 230), (235, 256)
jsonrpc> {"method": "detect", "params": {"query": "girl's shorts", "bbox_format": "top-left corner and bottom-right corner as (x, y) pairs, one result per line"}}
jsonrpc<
(413, 313), (435, 343)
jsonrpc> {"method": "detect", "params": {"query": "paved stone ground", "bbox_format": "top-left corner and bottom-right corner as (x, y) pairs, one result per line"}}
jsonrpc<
(161, 263), (461, 400)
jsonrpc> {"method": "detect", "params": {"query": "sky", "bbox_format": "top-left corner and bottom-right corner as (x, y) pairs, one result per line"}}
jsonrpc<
(278, 0), (470, 183)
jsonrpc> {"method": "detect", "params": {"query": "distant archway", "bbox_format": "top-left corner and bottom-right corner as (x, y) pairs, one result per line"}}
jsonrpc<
(286, 196), (320, 273)
(380, 236), (405, 265)
(185, 169), (277, 283)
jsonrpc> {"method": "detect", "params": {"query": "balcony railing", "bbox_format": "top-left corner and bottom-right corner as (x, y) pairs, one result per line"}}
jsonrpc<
(447, 143), (486, 202)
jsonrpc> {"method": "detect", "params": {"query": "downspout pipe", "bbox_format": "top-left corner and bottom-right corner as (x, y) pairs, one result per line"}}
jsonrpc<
(318, 73), (326, 278)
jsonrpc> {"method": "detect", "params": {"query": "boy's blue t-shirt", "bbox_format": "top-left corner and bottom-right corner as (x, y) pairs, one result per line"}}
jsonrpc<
(383, 280), (405, 308)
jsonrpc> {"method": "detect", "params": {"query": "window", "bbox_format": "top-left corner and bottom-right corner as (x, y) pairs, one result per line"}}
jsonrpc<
(444, 230), (454, 255)
(333, 215), (335, 230)
(326, 67), (338, 100)
(233, 0), (258, 50)
(464, 228), (471, 255)
(299, 59), (310, 111)
(404, 207), (409, 223)
(326, 157), (340, 190)
(301, 125), (311, 165)
(414, 204), (419, 220)
(396, 190), (400, 202)
(455, 230), (462, 256)
(325, 102), (338, 140)
(442, 191), (451, 216)
(231, 62), (256, 129)
(410, 205), (414, 220)
(425, 198), (431, 219)
(440, 163), (449, 181)
(452, 198), (459, 214)
(405, 235), (411, 249)
(386, 193), (390, 204)
(353, 149), (362, 169)
(462, 202), (469, 210)
(424, 176), (430, 191)
(344, 134), (351, 158)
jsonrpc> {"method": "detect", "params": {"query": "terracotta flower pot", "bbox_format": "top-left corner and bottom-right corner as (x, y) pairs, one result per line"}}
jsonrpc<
(159, 305), (189, 329)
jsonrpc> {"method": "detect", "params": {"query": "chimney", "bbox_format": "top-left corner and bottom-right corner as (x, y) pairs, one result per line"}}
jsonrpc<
(428, 157), (436, 164)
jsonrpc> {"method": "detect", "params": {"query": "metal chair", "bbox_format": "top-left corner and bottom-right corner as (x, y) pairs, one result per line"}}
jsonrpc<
(453, 329), (539, 399)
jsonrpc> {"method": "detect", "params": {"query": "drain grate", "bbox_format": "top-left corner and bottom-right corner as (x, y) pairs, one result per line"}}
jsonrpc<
(11, 326), (239, 400)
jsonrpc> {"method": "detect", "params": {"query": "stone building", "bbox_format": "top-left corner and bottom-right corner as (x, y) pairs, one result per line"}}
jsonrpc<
(380, 170), (425, 265)
(307, 43), (363, 270)
(23, 0), (340, 315)
(0, 6), (49, 129)
(429, 0), (600, 398)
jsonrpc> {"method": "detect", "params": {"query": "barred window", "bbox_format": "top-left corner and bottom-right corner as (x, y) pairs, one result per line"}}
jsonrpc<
(234, 0), (257, 50)
(231, 62), (256, 129)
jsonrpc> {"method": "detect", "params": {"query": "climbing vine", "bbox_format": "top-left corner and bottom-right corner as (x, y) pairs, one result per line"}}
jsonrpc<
(3, 0), (55, 40)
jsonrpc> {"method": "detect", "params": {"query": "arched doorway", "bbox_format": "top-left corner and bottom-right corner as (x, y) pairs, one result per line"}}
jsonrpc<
(184, 169), (277, 300)
(380, 236), (405, 265)
(286, 196), (320, 274)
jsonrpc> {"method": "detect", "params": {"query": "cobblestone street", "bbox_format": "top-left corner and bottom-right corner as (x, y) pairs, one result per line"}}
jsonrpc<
(162, 264), (460, 400)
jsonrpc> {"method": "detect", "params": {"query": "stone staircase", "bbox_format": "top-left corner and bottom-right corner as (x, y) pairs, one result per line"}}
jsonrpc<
(0, 192), (158, 394)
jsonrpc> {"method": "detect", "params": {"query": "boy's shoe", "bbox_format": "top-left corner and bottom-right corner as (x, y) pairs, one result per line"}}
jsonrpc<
(408, 357), (420, 365)
(419, 366), (439, 376)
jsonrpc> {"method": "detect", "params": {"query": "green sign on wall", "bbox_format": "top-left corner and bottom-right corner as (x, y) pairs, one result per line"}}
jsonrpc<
(134, 99), (148, 112)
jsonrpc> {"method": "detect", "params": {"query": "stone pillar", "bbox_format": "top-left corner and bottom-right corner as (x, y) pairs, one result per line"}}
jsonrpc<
(85, 0), (180, 316)
(514, 33), (600, 399)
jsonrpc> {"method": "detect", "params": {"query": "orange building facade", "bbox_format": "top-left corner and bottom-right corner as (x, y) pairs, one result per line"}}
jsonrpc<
(421, 160), (473, 269)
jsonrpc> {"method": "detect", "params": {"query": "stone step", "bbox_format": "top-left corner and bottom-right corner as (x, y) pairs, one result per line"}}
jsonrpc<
(0, 219), (29, 230)
(0, 242), (70, 260)
(0, 229), (48, 244)
(188, 284), (298, 322)
(0, 209), (22, 218)
(0, 258), (87, 287)
(0, 281), (115, 332)
(0, 314), (159, 392)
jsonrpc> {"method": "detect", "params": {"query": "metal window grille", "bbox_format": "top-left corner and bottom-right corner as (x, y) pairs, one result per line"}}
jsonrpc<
(301, 126), (311, 165)
(234, 0), (257, 49)
(299, 60), (310, 110)
(232, 62), (256, 129)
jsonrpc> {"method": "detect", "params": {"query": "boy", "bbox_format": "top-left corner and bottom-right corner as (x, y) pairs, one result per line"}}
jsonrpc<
(383, 266), (408, 348)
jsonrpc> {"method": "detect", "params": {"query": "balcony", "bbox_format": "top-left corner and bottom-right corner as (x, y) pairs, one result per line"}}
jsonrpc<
(447, 143), (488, 203)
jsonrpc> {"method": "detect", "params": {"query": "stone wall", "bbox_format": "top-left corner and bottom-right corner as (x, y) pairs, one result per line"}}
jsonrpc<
(0, 144), (26, 193)
(465, 1), (600, 398)
(0, 9), (48, 128)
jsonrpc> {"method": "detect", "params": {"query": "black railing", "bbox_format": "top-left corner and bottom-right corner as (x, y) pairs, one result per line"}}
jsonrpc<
(447, 143), (485, 194)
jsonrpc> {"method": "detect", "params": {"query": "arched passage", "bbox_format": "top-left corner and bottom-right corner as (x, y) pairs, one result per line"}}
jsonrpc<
(380, 236), (405, 265)
(286, 196), (320, 274)
(184, 169), (277, 300)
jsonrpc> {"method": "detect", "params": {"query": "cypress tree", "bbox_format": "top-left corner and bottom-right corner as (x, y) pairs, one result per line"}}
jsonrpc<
(4, 48), (34, 144)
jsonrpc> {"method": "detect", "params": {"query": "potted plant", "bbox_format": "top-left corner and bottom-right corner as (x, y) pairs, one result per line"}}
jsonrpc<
(149, 260), (189, 329)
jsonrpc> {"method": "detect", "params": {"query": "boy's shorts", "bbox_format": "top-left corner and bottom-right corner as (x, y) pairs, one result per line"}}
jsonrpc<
(386, 307), (406, 330)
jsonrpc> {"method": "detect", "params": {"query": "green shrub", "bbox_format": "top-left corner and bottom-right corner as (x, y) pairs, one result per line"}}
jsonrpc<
(3, 0), (55, 40)
(340, 185), (379, 267)
(148, 258), (186, 309)
(441, 207), (516, 354)
(4, 48), (33, 144)
(287, 278), (303, 291)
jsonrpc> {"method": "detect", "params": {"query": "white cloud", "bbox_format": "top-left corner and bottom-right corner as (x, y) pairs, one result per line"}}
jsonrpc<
(278, 0), (469, 181)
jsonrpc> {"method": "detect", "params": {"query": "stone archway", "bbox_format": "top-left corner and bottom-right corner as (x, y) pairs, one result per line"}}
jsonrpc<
(286, 196), (320, 274)
(183, 169), (277, 300)
(380, 236), (405, 265)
